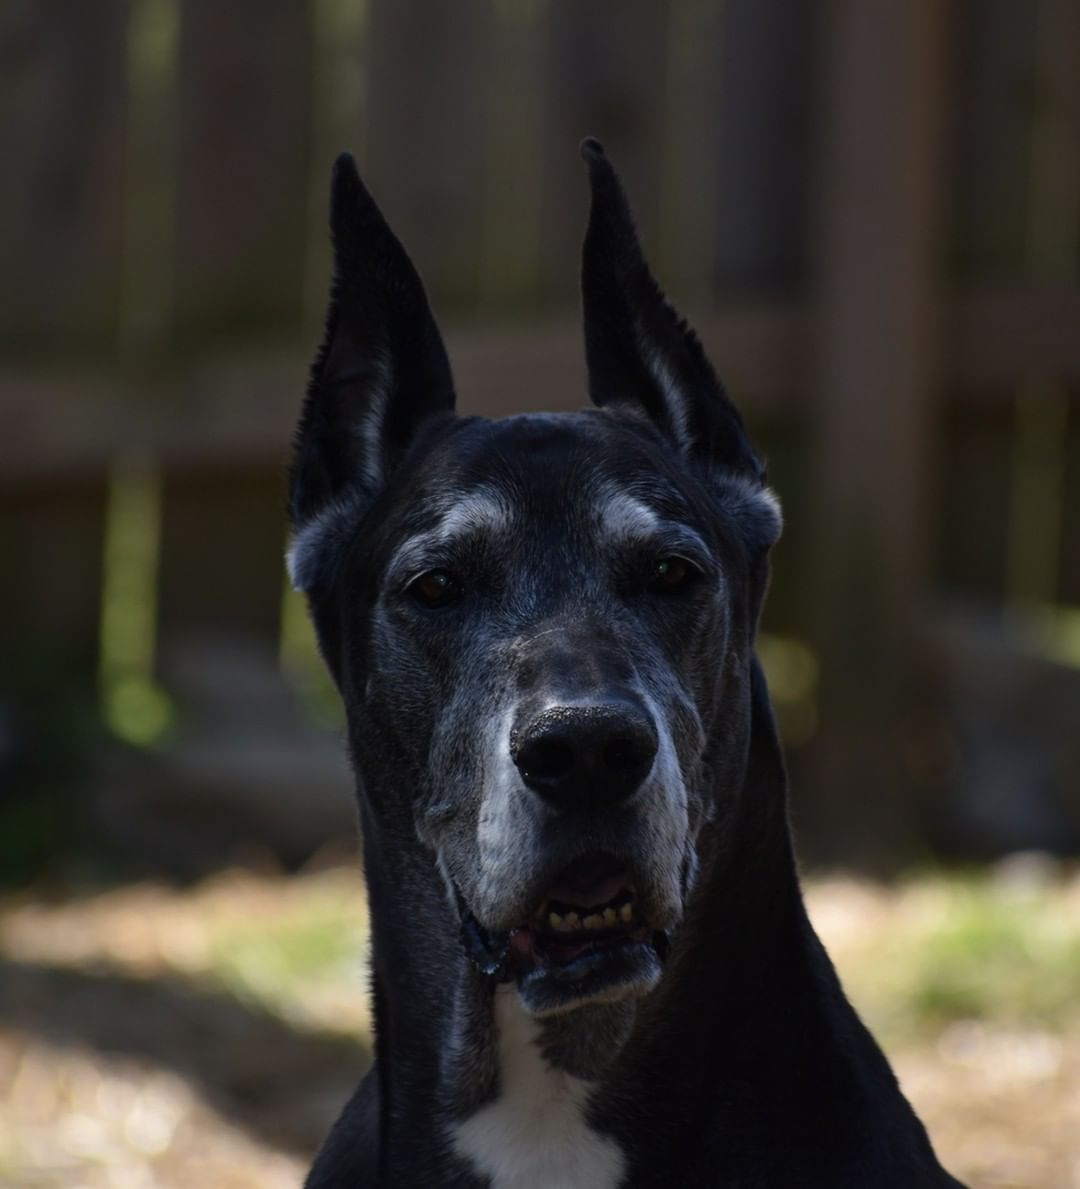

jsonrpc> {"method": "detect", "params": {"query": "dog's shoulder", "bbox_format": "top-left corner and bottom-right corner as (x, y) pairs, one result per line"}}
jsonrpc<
(305, 1071), (380, 1188)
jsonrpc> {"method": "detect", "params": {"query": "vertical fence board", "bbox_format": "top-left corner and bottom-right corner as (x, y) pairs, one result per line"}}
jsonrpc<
(156, 467), (286, 672)
(304, 0), (367, 336)
(936, 402), (1014, 601)
(1022, 0), (1080, 285)
(805, 0), (948, 867)
(538, 0), (672, 306)
(475, 2), (550, 315)
(0, 480), (108, 681)
(0, 0), (125, 734)
(652, 0), (725, 299)
(0, 0), (129, 354)
(711, 0), (811, 292)
(173, 0), (311, 345)
(1060, 400), (1080, 605)
(363, 0), (495, 313)
(951, 0), (1039, 282)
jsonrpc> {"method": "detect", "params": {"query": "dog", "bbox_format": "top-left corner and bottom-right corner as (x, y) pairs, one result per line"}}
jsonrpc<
(287, 139), (964, 1188)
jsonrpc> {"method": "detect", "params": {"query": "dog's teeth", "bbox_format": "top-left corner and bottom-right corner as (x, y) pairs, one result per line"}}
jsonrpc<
(549, 911), (564, 928)
(583, 913), (604, 930)
(619, 902), (634, 923)
(565, 911), (580, 928)
(603, 907), (618, 925)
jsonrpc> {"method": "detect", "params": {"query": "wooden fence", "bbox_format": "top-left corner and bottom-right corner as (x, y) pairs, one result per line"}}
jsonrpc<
(1, 0), (1078, 869)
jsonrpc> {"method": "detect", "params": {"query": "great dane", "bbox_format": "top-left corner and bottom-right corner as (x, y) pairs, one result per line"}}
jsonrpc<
(287, 140), (963, 1188)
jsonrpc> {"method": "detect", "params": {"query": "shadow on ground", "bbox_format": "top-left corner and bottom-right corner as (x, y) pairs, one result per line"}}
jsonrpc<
(0, 958), (371, 1156)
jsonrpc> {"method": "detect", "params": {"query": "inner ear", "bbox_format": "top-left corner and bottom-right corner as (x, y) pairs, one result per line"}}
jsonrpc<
(579, 138), (762, 482)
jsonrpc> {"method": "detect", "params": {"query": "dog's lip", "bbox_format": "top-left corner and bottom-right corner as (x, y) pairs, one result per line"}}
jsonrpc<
(514, 933), (667, 1016)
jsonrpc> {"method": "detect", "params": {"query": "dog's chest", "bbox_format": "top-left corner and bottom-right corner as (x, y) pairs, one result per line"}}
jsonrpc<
(451, 990), (626, 1189)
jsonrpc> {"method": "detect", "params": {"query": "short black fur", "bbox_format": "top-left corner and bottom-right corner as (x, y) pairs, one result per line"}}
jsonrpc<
(289, 142), (964, 1188)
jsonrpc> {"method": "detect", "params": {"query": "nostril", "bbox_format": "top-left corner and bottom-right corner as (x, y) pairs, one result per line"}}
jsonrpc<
(518, 737), (576, 784)
(603, 734), (654, 775)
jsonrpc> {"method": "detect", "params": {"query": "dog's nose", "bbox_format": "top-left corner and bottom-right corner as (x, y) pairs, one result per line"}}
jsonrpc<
(511, 703), (659, 809)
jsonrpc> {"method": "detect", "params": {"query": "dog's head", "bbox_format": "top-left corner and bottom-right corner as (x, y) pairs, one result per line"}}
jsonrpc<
(288, 142), (782, 1017)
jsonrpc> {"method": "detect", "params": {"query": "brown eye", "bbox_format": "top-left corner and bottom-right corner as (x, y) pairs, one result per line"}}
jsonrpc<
(649, 556), (694, 593)
(408, 569), (463, 609)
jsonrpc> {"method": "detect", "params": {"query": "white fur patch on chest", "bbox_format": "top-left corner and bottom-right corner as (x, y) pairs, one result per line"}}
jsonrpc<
(452, 988), (626, 1189)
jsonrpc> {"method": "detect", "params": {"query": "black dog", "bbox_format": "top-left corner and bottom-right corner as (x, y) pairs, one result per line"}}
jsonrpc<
(288, 140), (964, 1188)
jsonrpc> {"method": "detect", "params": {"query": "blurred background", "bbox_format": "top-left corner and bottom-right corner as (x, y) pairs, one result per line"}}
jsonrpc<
(1, 0), (1078, 1185)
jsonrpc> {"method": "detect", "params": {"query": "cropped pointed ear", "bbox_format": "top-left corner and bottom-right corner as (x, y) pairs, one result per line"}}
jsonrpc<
(580, 139), (781, 554)
(288, 153), (456, 592)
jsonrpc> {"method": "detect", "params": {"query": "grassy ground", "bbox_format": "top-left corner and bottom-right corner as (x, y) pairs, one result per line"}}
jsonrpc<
(1, 859), (1078, 1188)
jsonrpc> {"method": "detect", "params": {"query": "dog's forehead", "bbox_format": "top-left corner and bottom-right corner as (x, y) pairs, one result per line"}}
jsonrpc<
(415, 411), (696, 530)
(450, 411), (614, 479)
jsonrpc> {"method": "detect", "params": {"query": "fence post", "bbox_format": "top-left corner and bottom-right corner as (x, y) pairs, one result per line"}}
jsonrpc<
(805, 0), (948, 867)
(364, 0), (495, 314)
(173, 0), (311, 346)
(710, 0), (811, 293)
(159, 0), (313, 708)
(0, 0), (130, 356)
(538, 0), (672, 305)
(0, 0), (128, 718)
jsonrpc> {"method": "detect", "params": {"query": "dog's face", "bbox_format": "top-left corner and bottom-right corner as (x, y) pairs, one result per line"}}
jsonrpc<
(289, 142), (781, 1017)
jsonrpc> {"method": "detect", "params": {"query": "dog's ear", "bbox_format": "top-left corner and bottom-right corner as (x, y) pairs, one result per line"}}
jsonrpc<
(288, 153), (456, 592)
(580, 139), (780, 554)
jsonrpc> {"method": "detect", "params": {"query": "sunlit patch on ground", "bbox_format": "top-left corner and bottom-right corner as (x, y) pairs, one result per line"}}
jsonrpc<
(0, 866), (371, 1039)
(1, 862), (1078, 1187)
(0, 1038), (306, 1188)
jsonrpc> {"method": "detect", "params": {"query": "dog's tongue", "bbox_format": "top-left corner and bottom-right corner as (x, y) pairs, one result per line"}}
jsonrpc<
(546, 855), (630, 909)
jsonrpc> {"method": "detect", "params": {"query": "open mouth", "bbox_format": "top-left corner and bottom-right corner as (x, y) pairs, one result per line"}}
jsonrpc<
(458, 853), (670, 1016)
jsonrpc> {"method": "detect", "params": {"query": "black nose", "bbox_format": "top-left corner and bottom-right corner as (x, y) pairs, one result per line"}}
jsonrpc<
(511, 703), (659, 810)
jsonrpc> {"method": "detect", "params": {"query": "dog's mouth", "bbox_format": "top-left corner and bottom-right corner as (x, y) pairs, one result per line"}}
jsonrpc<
(458, 853), (670, 1016)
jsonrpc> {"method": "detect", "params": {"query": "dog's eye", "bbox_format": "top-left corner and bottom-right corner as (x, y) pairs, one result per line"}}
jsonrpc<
(648, 556), (696, 594)
(408, 569), (463, 609)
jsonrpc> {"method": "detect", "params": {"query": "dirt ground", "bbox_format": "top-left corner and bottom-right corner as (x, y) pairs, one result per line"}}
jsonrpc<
(1, 863), (1077, 1188)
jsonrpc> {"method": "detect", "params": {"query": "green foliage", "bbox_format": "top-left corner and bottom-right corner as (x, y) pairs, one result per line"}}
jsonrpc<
(829, 871), (1080, 1044)
(906, 885), (1080, 1027)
